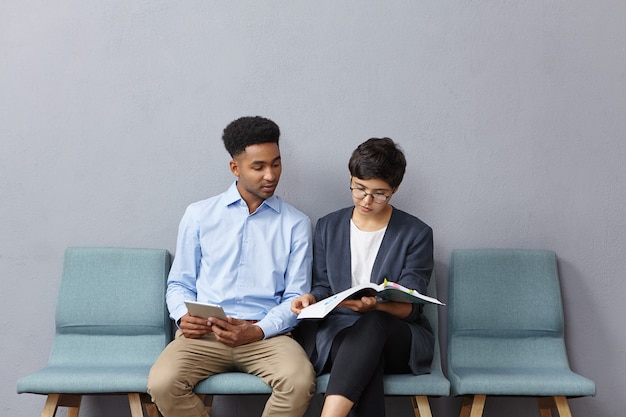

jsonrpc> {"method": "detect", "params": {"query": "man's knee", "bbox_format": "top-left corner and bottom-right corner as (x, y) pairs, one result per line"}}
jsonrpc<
(147, 362), (171, 401)
(281, 357), (316, 396)
(148, 358), (190, 401)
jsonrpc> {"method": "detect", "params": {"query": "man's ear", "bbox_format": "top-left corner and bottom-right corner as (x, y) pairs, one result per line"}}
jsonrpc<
(229, 160), (239, 177)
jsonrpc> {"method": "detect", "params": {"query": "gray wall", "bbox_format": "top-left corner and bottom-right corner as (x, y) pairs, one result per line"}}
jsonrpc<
(2, 1), (624, 416)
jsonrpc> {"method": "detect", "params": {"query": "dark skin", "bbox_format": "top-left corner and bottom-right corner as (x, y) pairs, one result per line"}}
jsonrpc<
(178, 143), (281, 347)
(179, 313), (264, 347)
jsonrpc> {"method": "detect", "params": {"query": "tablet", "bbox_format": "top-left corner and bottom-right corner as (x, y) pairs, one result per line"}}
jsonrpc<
(184, 300), (228, 320)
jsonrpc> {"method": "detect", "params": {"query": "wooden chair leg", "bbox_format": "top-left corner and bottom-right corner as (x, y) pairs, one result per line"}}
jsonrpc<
(459, 394), (486, 417)
(56, 394), (82, 417)
(128, 393), (146, 417)
(459, 396), (472, 417)
(538, 396), (572, 417)
(553, 396), (573, 417)
(197, 394), (214, 416)
(538, 397), (555, 417)
(66, 402), (81, 417)
(141, 393), (161, 417)
(411, 395), (432, 417)
(128, 393), (162, 417)
(41, 394), (61, 417)
(205, 394), (214, 416)
(42, 394), (82, 417)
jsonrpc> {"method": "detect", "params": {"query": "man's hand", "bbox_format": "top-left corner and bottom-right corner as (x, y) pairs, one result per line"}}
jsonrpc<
(179, 313), (213, 339)
(208, 317), (265, 347)
(291, 293), (317, 314)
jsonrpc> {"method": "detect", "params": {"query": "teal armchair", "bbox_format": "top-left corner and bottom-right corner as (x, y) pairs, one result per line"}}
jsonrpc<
(17, 247), (171, 417)
(447, 249), (596, 417)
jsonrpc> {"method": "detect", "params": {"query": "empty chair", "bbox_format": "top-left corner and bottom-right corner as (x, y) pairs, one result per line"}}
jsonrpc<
(17, 247), (171, 417)
(447, 249), (596, 417)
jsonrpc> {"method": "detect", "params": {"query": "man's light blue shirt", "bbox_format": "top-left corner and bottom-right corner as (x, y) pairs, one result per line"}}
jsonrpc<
(166, 181), (312, 339)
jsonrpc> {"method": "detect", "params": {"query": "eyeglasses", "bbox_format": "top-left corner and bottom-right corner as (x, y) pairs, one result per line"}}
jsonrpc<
(350, 187), (391, 204)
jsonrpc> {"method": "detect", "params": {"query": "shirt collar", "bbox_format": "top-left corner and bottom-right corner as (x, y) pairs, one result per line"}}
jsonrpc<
(225, 180), (280, 214)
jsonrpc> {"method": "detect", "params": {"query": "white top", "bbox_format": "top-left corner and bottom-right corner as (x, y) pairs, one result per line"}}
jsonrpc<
(350, 219), (387, 287)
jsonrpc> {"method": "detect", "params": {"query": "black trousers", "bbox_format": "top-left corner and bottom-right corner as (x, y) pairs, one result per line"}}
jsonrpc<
(323, 310), (413, 417)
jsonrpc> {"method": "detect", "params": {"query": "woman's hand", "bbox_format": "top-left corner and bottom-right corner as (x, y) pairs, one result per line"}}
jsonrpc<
(339, 296), (378, 313)
(341, 297), (413, 318)
(291, 293), (317, 314)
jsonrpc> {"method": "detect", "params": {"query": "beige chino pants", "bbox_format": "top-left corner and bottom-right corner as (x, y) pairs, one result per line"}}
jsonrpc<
(148, 330), (316, 417)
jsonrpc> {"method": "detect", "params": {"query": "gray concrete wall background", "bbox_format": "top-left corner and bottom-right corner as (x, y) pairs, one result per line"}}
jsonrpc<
(2, 2), (624, 416)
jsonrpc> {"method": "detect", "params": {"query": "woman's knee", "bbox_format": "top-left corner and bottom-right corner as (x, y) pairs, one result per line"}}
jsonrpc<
(353, 310), (393, 335)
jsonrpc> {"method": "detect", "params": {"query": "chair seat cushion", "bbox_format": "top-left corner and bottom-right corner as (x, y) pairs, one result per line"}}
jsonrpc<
(16, 366), (152, 394)
(194, 373), (272, 395)
(194, 371), (451, 397)
(316, 371), (450, 396)
(450, 367), (596, 397)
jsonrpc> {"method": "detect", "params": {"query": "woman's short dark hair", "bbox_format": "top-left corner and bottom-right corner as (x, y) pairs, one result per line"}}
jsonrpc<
(348, 137), (407, 189)
(222, 116), (280, 157)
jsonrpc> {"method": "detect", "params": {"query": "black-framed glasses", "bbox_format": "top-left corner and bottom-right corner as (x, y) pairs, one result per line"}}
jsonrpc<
(350, 187), (391, 204)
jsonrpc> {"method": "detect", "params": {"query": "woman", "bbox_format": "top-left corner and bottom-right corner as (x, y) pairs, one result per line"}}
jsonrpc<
(292, 137), (434, 417)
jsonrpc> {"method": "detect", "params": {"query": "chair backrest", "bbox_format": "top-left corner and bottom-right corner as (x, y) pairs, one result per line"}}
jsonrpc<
(447, 249), (570, 370)
(423, 271), (443, 371)
(48, 247), (171, 367)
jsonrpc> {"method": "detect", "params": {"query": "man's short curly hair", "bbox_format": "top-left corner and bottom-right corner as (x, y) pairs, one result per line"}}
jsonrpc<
(348, 137), (407, 189)
(222, 116), (280, 157)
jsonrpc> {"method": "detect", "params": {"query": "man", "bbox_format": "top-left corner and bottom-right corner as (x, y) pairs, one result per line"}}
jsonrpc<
(148, 116), (316, 417)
